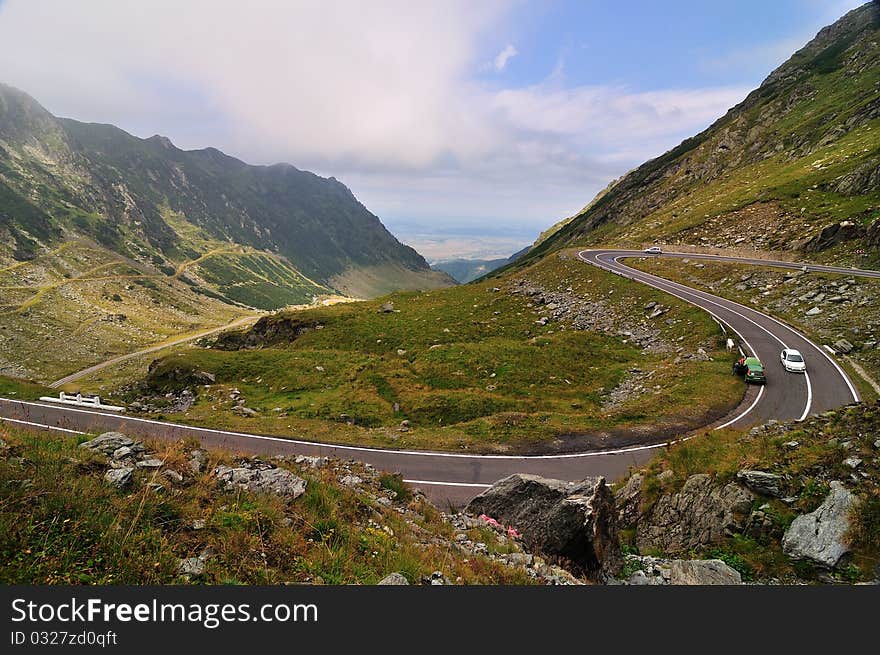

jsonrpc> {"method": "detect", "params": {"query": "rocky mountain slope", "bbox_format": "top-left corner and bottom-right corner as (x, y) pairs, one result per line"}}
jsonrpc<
(0, 83), (452, 301)
(526, 2), (880, 267)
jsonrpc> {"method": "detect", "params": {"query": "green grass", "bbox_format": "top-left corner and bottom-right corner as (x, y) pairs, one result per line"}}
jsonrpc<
(0, 374), (52, 399)
(122, 250), (744, 453)
(0, 425), (533, 585)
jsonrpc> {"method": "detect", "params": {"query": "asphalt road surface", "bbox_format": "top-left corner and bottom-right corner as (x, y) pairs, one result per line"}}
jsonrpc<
(1, 249), (870, 506)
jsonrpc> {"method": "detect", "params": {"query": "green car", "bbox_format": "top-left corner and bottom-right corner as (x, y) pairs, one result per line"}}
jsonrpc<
(733, 356), (767, 384)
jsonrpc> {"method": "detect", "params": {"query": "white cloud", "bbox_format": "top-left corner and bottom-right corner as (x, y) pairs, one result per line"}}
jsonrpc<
(493, 44), (518, 71)
(0, 0), (752, 249)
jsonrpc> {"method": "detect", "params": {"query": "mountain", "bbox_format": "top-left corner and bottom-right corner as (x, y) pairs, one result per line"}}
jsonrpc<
(0, 83), (453, 301)
(527, 1), (880, 267)
(431, 247), (528, 283)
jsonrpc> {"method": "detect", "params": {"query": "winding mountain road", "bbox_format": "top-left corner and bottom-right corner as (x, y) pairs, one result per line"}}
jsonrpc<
(1, 249), (870, 506)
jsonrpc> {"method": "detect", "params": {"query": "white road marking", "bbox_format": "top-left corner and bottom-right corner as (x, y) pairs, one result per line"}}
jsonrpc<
(587, 251), (826, 421)
(714, 385), (764, 431)
(590, 249), (861, 404)
(799, 370), (813, 422)
(0, 416), (86, 435)
(403, 479), (492, 488)
(0, 397), (687, 460)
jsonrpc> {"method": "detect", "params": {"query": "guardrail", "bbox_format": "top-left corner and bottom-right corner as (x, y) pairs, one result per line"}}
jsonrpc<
(38, 392), (125, 412)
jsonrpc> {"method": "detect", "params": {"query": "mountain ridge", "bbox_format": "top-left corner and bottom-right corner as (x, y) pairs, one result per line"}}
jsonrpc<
(0, 83), (453, 300)
(520, 1), (880, 267)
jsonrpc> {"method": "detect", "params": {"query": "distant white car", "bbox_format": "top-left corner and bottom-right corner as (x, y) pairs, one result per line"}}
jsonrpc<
(643, 246), (662, 254)
(780, 348), (806, 373)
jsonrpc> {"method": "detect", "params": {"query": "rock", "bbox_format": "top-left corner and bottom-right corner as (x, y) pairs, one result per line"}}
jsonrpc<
(782, 481), (858, 568)
(667, 559), (742, 585)
(294, 455), (328, 468)
(191, 519), (206, 530)
(624, 556), (741, 585)
(656, 470), (674, 483)
(379, 302), (395, 313)
(805, 306), (822, 316)
(834, 339), (855, 354)
(637, 474), (753, 554)
(104, 467), (133, 489)
(163, 469), (184, 483)
(177, 551), (210, 577)
(844, 457), (862, 469)
(111, 446), (134, 460)
(803, 221), (864, 252)
(214, 465), (307, 499)
(80, 432), (144, 456)
(615, 473), (643, 528)
(422, 571), (450, 585)
(136, 458), (164, 469)
(377, 572), (409, 585)
(339, 474), (362, 487)
(784, 441), (800, 449)
(188, 450), (208, 474)
(506, 552), (533, 567)
(736, 470), (783, 497)
(234, 406), (258, 417)
(465, 473), (620, 580)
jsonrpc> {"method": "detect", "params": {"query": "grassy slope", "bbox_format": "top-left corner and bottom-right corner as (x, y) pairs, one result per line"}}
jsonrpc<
(0, 239), (250, 382)
(106, 250), (743, 453)
(618, 402), (880, 583)
(627, 257), (880, 402)
(520, 3), (880, 269)
(0, 425), (531, 584)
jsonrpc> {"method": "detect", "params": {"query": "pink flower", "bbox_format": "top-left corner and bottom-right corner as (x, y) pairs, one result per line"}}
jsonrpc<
(478, 514), (502, 528)
(507, 526), (521, 539)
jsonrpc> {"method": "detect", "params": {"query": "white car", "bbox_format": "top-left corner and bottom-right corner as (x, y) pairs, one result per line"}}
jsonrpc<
(643, 246), (662, 254)
(780, 348), (806, 373)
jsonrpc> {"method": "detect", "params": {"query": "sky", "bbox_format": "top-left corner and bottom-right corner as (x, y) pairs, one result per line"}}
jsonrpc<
(0, 0), (867, 260)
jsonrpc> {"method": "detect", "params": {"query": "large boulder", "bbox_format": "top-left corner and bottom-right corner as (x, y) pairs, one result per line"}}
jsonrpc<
(214, 464), (307, 499)
(636, 474), (753, 554)
(782, 481), (858, 568)
(465, 473), (620, 580)
(80, 432), (145, 457)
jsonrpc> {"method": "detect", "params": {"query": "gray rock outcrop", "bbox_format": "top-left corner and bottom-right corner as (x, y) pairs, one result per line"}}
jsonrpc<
(214, 463), (307, 499)
(782, 481), (858, 568)
(626, 556), (742, 585)
(466, 473), (620, 580)
(80, 432), (145, 457)
(615, 473), (643, 528)
(636, 474), (753, 554)
(736, 470), (783, 497)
